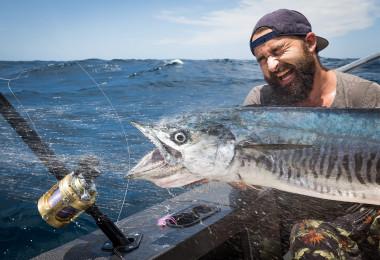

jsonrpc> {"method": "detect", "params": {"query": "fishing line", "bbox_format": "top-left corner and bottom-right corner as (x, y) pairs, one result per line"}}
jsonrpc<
(71, 60), (132, 222)
(166, 188), (176, 198)
(113, 247), (126, 260)
(0, 70), (47, 149)
(1, 71), (31, 112)
(70, 60), (132, 223)
(1, 71), (61, 192)
(34, 32), (132, 222)
(116, 175), (130, 222)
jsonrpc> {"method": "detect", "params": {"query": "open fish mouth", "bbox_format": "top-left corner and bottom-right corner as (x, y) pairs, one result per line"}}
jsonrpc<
(126, 121), (181, 177)
(126, 121), (208, 188)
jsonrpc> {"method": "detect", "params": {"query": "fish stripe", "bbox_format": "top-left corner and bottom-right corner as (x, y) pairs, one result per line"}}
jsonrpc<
(343, 154), (352, 183)
(366, 152), (376, 183)
(289, 149), (295, 175)
(336, 165), (343, 182)
(287, 168), (292, 180)
(300, 149), (308, 178)
(278, 160), (284, 178)
(354, 153), (365, 184)
(273, 158), (279, 177)
(293, 149), (302, 179)
(326, 149), (338, 180)
(310, 151), (319, 179)
(283, 152), (290, 179)
(319, 147), (327, 179)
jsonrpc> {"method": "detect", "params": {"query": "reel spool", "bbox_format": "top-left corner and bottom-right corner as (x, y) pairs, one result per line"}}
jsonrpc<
(38, 155), (100, 228)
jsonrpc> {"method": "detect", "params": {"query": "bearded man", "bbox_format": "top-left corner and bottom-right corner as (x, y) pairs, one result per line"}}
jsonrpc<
(244, 9), (379, 108)
(244, 9), (380, 259)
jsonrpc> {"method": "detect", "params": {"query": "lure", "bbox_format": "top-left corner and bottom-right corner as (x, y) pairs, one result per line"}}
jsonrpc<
(157, 215), (178, 227)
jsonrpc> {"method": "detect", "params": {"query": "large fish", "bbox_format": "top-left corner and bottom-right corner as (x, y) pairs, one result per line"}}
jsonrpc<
(126, 106), (380, 205)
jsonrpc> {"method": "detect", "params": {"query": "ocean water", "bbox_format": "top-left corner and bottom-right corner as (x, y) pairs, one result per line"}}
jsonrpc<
(0, 57), (379, 259)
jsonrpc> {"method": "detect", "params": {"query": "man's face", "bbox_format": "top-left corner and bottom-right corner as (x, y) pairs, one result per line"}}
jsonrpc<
(252, 30), (316, 104)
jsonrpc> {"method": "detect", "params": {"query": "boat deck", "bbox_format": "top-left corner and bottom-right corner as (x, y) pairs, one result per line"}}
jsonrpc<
(32, 182), (283, 260)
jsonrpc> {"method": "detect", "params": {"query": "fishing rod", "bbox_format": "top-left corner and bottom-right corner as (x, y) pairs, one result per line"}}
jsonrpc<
(0, 92), (142, 253)
(336, 52), (380, 73)
(0, 93), (70, 179)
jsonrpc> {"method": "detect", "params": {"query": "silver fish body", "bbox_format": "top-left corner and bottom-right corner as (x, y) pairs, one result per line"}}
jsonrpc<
(127, 106), (380, 205)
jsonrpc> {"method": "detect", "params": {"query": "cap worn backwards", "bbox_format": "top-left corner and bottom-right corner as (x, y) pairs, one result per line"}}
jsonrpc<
(249, 9), (328, 56)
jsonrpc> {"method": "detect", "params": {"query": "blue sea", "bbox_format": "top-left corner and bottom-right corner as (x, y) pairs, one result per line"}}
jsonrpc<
(0, 57), (379, 259)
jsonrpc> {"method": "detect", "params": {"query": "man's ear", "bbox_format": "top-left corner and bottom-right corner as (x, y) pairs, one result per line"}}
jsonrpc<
(305, 32), (317, 53)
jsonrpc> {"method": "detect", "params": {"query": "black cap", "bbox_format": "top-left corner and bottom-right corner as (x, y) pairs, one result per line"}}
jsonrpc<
(250, 9), (328, 56)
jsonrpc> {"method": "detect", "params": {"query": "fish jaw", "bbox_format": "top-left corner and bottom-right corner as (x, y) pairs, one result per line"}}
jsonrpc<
(127, 121), (180, 181)
(127, 148), (167, 178)
(126, 121), (207, 188)
(127, 151), (206, 188)
(130, 121), (177, 166)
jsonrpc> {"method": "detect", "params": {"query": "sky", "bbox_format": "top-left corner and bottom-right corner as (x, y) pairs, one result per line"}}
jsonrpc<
(1, 0), (380, 61)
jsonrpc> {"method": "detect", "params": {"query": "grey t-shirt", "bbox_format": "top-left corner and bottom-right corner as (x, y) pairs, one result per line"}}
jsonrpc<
(243, 71), (380, 108)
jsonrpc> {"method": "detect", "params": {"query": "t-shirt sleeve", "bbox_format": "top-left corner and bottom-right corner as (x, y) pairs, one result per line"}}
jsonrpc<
(243, 85), (264, 106)
(334, 71), (380, 108)
(361, 82), (380, 108)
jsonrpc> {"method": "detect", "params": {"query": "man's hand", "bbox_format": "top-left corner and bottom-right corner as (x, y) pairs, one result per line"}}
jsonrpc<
(228, 181), (250, 190)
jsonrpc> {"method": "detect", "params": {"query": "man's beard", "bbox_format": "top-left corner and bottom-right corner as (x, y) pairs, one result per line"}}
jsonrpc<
(264, 44), (316, 105)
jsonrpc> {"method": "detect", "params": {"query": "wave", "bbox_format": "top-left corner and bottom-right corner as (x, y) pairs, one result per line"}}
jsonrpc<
(125, 59), (184, 78)
(163, 59), (184, 66)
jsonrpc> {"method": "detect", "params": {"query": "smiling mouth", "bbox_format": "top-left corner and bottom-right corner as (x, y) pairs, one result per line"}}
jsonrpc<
(276, 68), (295, 85)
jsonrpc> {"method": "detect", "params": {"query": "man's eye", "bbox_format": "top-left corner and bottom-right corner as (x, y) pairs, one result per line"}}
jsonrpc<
(273, 46), (285, 56)
(274, 50), (283, 56)
(258, 57), (267, 65)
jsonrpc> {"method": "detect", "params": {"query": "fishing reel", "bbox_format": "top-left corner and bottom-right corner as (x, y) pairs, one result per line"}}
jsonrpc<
(38, 155), (100, 228)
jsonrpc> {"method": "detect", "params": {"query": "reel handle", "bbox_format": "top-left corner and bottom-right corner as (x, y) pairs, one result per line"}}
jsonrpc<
(74, 154), (101, 183)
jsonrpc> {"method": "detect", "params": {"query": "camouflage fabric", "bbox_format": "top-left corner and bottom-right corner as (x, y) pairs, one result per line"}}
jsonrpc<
(289, 206), (380, 259)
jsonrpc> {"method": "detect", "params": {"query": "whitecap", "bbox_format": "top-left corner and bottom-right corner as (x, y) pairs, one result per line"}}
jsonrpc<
(164, 59), (184, 66)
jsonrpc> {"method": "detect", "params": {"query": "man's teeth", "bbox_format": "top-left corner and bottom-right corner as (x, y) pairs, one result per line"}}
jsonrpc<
(276, 68), (291, 78)
(281, 73), (292, 81)
(276, 68), (293, 82)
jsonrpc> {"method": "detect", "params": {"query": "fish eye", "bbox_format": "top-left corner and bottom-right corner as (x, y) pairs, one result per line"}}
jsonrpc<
(172, 131), (188, 144)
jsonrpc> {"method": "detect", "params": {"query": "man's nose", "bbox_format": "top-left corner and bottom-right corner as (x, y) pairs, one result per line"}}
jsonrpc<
(267, 56), (279, 72)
